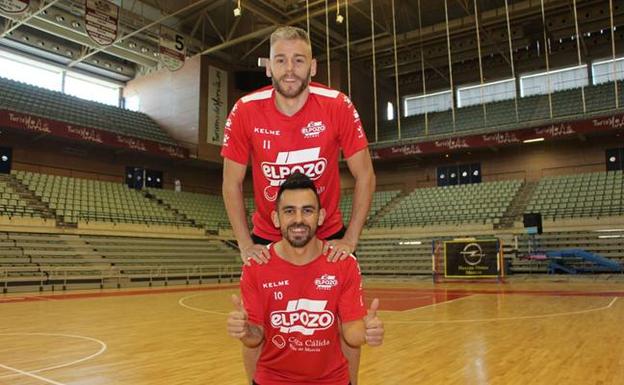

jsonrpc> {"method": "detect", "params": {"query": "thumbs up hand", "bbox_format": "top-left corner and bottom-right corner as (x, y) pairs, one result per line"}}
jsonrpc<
(227, 294), (250, 339)
(364, 298), (384, 346)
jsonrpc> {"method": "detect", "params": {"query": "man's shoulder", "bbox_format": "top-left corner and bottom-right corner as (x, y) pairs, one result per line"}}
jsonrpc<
(309, 82), (345, 102)
(239, 85), (273, 104)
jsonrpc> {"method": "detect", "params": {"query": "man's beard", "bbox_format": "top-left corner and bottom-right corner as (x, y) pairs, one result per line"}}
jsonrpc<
(283, 223), (315, 248)
(272, 69), (311, 99)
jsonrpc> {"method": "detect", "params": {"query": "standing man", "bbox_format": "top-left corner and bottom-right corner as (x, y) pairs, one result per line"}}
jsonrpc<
(227, 173), (384, 385)
(221, 25), (375, 385)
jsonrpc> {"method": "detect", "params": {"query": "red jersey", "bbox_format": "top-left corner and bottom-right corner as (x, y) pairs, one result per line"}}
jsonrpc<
(221, 82), (369, 241)
(241, 243), (366, 385)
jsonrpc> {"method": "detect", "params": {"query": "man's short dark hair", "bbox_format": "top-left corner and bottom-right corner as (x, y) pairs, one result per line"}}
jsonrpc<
(276, 172), (320, 207)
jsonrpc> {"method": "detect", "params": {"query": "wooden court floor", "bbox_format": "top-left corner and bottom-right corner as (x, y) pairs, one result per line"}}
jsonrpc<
(1, 279), (623, 385)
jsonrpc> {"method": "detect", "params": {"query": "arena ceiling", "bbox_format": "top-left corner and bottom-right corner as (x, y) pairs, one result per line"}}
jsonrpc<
(0, 0), (622, 91)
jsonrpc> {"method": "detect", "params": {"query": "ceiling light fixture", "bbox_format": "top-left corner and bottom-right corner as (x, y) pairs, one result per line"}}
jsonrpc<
(233, 0), (241, 17)
(336, 0), (343, 23)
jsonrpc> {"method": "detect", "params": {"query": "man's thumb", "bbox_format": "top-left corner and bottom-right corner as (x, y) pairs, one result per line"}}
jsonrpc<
(367, 298), (380, 318)
(231, 294), (245, 312)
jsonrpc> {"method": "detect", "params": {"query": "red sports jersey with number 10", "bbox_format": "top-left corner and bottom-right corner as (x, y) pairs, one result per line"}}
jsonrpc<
(220, 82), (369, 241)
(241, 243), (366, 385)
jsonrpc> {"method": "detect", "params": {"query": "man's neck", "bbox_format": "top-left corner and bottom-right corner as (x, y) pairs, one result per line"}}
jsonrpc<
(274, 87), (310, 117)
(275, 237), (323, 266)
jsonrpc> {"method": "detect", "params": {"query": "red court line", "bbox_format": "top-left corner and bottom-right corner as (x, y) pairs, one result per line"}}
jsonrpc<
(364, 290), (470, 311)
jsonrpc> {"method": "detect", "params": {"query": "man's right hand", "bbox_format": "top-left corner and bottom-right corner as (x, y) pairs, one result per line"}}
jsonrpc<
(227, 294), (249, 339)
(240, 243), (271, 265)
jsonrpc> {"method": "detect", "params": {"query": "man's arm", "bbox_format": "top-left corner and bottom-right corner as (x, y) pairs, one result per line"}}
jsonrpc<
(326, 148), (376, 261)
(227, 294), (265, 348)
(222, 158), (270, 264)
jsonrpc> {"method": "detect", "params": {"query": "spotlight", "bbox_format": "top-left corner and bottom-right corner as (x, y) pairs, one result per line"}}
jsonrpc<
(233, 6), (241, 17)
(336, 14), (344, 24)
(71, 21), (81, 28)
(140, 47), (148, 53)
(55, 15), (64, 22)
(129, 42), (136, 48)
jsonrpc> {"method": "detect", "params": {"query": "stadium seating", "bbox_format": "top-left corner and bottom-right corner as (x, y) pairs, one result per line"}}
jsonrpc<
(14, 170), (190, 226)
(147, 188), (229, 231)
(375, 180), (522, 228)
(0, 178), (35, 218)
(526, 170), (624, 220)
(0, 232), (240, 290)
(340, 190), (401, 225)
(356, 237), (432, 275)
(379, 81), (624, 140)
(0, 76), (176, 145)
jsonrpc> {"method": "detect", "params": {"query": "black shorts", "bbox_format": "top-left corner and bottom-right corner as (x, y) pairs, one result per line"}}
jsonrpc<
(251, 226), (347, 245)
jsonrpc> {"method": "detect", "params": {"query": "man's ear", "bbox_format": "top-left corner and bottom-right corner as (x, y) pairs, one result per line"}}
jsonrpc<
(310, 58), (317, 78)
(271, 210), (280, 228)
(317, 207), (326, 227)
(266, 61), (272, 78)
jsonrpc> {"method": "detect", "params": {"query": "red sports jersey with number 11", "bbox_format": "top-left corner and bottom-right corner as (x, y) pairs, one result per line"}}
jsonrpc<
(220, 82), (369, 241)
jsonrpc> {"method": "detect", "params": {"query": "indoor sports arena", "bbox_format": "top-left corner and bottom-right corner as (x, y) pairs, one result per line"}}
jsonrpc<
(0, 0), (623, 384)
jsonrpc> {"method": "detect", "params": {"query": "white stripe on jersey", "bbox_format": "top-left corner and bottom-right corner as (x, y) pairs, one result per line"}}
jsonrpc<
(309, 86), (340, 98)
(241, 89), (273, 103)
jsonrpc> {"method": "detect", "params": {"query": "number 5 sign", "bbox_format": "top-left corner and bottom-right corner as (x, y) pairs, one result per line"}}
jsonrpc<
(159, 25), (186, 71)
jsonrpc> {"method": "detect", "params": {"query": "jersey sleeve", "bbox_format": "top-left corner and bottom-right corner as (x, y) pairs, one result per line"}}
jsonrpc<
(336, 94), (369, 159)
(220, 99), (250, 165)
(337, 256), (367, 323)
(240, 264), (263, 326)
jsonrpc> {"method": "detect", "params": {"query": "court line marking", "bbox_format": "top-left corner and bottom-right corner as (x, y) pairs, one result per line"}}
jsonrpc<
(399, 293), (475, 313)
(0, 333), (107, 380)
(0, 363), (66, 385)
(387, 296), (618, 324)
(178, 293), (229, 315)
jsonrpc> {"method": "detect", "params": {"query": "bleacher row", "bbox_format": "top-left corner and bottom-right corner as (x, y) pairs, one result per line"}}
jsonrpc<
(1, 169), (622, 230)
(0, 76), (176, 145)
(378, 81), (624, 140)
(0, 232), (240, 291)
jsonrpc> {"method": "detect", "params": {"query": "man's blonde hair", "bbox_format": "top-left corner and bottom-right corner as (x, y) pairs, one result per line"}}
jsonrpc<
(270, 26), (312, 52)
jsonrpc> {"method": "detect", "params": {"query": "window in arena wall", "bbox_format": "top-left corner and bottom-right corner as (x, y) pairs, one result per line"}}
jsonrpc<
(592, 57), (624, 85)
(64, 73), (120, 106)
(0, 50), (62, 91)
(403, 90), (452, 117)
(457, 78), (516, 108)
(386, 102), (394, 121)
(520, 65), (588, 97)
(125, 95), (140, 111)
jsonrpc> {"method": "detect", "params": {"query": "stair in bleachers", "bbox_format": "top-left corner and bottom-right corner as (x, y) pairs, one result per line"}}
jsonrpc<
(0, 174), (52, 220)
(497, 180), (537, 229)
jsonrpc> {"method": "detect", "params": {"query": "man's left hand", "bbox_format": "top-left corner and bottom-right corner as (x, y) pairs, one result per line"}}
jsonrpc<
(364, 298), (384, 347)
(324, 238), (356, 262)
